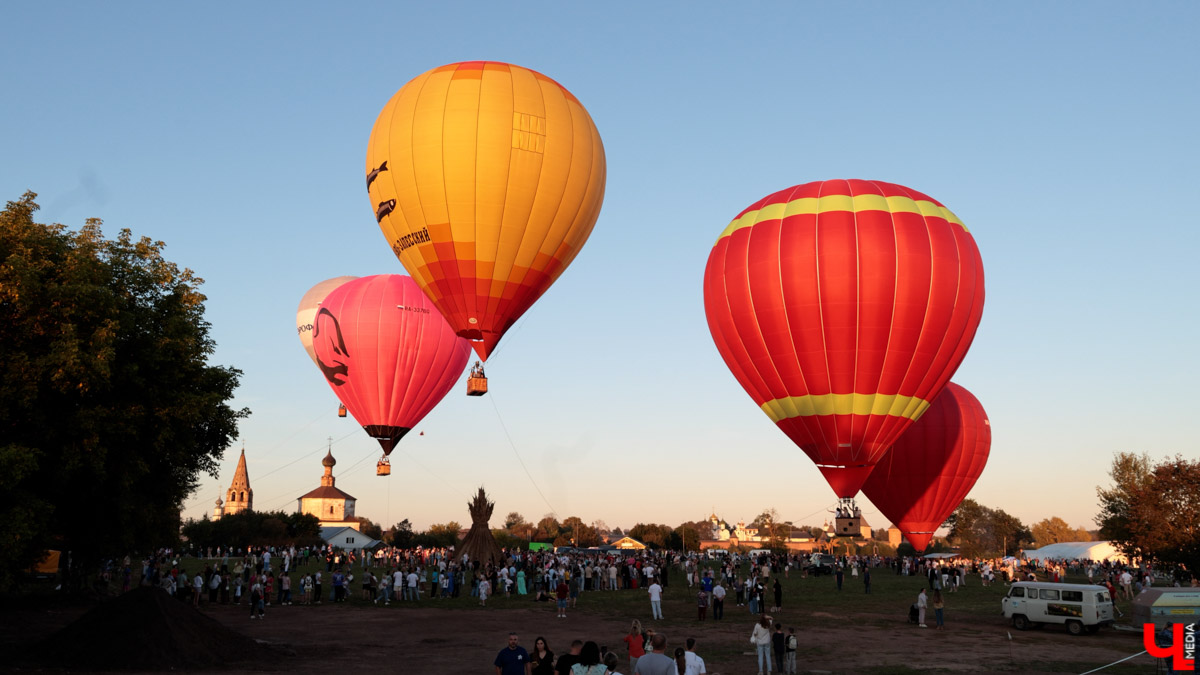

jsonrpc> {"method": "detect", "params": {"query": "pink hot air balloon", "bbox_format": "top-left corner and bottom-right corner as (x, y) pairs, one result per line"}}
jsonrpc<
(313, 275), (471, 474)
(861, 382), (991, 552)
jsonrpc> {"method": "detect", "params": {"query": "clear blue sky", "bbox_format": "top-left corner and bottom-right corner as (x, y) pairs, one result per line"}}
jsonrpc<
(4, 2), (1197, 536)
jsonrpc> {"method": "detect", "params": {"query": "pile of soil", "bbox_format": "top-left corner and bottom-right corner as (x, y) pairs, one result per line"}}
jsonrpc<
(30, 587), (279, 670)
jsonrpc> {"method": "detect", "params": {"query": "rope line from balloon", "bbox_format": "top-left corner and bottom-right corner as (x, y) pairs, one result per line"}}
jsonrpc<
(489, 392), (558, 518)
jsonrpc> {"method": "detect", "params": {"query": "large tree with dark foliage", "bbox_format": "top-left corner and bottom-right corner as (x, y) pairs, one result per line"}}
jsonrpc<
(1097, 452), (1200, 573)
(181, 511), (321, 550)
(0, 192), (246, 591)
(943, 499), (1032, 558)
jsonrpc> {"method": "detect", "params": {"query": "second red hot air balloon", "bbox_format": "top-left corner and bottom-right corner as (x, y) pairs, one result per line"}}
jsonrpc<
(313, 275), (471, 474)
(704, 179), (985, 497)
(862, 382), (991, 552)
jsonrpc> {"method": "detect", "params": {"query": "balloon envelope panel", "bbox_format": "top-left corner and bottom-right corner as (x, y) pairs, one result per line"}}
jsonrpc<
(366, 61), (606, 360)
(862, 382), (991, 552)
(703, 179), (985, 497)
(312, 274), (471, 454)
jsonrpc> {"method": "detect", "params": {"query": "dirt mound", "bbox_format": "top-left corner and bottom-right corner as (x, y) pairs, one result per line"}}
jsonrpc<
(32, 587), (277, 670)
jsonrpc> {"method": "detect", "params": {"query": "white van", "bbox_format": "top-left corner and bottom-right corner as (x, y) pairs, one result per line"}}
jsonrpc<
(1002, 581), (1115, 635)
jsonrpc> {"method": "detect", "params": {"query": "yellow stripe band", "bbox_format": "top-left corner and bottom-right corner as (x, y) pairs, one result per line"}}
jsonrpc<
(761, 393), (932, 423)
(717, 195), (967, 243)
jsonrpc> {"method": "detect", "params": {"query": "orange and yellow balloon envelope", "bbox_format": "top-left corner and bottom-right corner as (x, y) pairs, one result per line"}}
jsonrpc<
(366, 61), (606, 360)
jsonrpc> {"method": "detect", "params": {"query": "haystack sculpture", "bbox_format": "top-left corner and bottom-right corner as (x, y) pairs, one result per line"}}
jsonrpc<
(457, 487), (505, 567)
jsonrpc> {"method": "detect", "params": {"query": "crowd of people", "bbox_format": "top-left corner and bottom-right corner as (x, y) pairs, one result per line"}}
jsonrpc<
(494, 628), (709, 675)
(95, 540), (1194, 673)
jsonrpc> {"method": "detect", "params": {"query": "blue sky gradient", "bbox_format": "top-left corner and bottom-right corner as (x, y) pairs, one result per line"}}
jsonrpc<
(3, 2), (1197, 535)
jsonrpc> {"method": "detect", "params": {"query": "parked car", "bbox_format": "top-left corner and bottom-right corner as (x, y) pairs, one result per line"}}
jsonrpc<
(805, 554), (837, 576)
(1002, 581), (1115, 635)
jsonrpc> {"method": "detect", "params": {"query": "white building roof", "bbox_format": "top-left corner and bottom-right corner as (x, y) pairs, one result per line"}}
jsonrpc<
(319, 525), (380, 551)
(1022, 541), (1128, 563)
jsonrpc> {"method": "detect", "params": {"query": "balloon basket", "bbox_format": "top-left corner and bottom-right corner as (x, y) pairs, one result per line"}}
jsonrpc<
(337, 404), (347, 418)
(375, 457), (391, 476)
(466, 375), (488, 397)
(834, 498), (863, 537)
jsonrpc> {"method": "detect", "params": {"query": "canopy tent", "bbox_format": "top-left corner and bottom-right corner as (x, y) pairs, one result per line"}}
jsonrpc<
(1022, 541), (1128, 563)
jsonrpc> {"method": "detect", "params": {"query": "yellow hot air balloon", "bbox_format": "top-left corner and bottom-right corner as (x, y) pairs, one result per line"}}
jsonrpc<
(365, 61), (606, 361)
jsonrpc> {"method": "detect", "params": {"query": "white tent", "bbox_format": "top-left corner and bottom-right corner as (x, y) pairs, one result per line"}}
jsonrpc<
(1022, 541), (1128, 563)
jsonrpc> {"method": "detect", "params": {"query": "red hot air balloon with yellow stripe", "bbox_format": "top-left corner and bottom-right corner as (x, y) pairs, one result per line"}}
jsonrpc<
(365, 61), (606, 363)
(703, 179), (985, 498)
(862, 382), (991, 552)
(313, 275), (472, 475)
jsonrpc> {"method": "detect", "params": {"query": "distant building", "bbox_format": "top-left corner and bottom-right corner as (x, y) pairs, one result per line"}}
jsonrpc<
(297, 447), (359, 530)
(611, 536), (647, 550)
(319, 525), (379, 552)
(698, 510), (830, 553)
(216, 447), (253, 519)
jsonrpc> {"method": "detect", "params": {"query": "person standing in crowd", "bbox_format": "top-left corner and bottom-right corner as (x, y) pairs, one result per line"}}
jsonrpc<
(648, 578), (664, 620)
(555, 640), (583, 675)
(556, 577), (570, 618)
(571, 641), (606, 675)
(624, 621), (646, 674)
(494, 632), (531, 675)
(683, 637), (706, 675)
(784, 628), (797, 674)
(771, 622), (786, 673)
(634, 634), (673, 675)
(529, 636), (555, 675)
(916, 588), (928, 628)
(863, 566), (871, 594)
(773, 579), (783, 611)
(697, 586), (709, 620)
(751, 615), (773, 675)
(711, 579), (726, 620)
(249, 576), (265, 620)
(603, 652), (621, 675)
(933, 589), (945, 629)
(190, 569), (202, 607)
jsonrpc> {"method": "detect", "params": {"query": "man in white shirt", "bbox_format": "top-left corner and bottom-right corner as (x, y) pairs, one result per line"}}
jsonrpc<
(407, 570), (419, 601)
(711, 581), (726, 620)
(648, 580), (664, 620)
(683, 637), (706, 675)
(393, 569), (404, 601)
(1119, 570), (1133, 599)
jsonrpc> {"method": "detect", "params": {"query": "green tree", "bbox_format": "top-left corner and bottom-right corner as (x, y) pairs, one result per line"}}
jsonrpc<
(181, 511), (321, 550)
(424, 522), (462, 549)
(1031, 516), (1090, 547)
(349, 516), (384, 541)
(675, 523), (700, 551)
(1097, 453), (1200, 572)
(0, 193), (246, 591)
(385, 519), (414, 548)
(534, 515), (561, 543)
(628, 523), (676, 549)
(944, 499), (1032, 558)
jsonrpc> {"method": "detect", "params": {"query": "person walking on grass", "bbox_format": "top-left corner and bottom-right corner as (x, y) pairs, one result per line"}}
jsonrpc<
(750, 615), (773, 674)
(556, 578), (570, 618)
(933, 589), (945, 629)
(771, 622), (786, 673)
(648, 579), (664, 620)
(916, 588), (928, 628)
